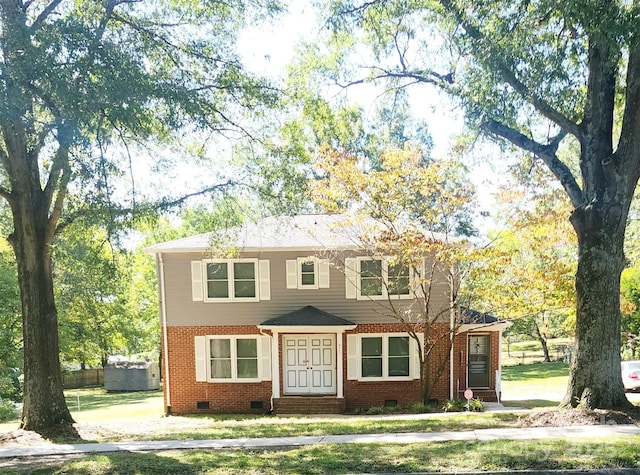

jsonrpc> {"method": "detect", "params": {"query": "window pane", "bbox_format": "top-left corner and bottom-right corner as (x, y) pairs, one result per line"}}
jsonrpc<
(301, 261), (315, 273)
(388, 356), (409, 376)
(234, 281), (256, 298)
(234, 262), (255, 279)
(361, 337), (382, 356)
(362, 357), (382, 377)
(389, 337), (409, 356)
(388, 264), (410, 295)
(361, 260), (382, 277)
(301, 273), (315, 285)
(207, 281), (229, 298)
(210, 339), (231, 358)
(207, 262), (228, 279)
(236, 339), (257, 358)
(211, 359), (231, 378)
(237, 359), (258, 378)
(361, 278), (382, 296)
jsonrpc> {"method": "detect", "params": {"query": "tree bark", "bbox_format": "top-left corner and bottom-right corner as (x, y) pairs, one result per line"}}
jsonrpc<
(10, 202), (73, 430)
(561, 205), (631, 409)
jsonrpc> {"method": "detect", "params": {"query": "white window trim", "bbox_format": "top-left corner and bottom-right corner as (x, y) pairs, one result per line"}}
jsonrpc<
(355, 257), (413, 301)
(353, 333), (417, 381)
(203, 259), (259, 303)
(286, 257), (331, 290)
(206, 336), (263, 383)
(297, 257), (319, 289)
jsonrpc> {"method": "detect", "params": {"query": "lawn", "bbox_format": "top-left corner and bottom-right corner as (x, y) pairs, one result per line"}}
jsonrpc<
(501, 360), (569, 408)
(1, 361), (639, 473)
(4, 437), (640, 474)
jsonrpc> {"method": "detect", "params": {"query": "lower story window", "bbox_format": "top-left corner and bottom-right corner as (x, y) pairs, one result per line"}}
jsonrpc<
(361, 335), (410, 379)
(209, 337), (258, 381)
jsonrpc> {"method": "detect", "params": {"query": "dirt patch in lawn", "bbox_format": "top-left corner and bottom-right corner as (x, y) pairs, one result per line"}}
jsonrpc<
(517, 407), (640, 427)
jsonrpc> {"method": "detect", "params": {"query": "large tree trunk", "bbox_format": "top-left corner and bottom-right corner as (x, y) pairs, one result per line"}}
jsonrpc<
(561, 207), (631, 409)
(10, 204), (73, 430)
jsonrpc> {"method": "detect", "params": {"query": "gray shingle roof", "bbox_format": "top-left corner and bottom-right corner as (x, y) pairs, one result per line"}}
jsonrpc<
(144, 213), (451, 254)
(260, 306), (356, 326)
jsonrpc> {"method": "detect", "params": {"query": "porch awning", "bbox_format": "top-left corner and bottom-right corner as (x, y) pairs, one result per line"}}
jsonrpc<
(258, 306), (356, 331)
(459, 307), (511, 331)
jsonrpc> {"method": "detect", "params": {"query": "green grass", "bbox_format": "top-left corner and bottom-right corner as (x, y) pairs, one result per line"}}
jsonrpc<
(63, 388), (163, 422)
(501, 360), (569, 408)
(6, 437), (640, 474)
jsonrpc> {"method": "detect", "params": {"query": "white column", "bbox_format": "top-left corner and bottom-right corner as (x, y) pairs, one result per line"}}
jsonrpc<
(271, 331), (280, 398)
(336, 331), (344, 398)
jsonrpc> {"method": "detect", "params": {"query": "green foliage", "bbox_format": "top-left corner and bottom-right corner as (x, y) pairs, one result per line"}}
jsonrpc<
(0, 239), (22, 401)
(621, 265), (640, 359)
(442, 398), (484, 412)
(0, 398), (18, 422)
(55, 224), (159, 367)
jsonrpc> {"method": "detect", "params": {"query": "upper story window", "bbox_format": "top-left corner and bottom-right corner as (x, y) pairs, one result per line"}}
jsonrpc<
(206, 261), (256, 300)
(286, 257), (330, 290)
(349, 257), (413, 300)
(191, 259), (270, 303)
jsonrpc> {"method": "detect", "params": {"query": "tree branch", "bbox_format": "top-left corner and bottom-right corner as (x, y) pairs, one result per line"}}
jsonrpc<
(618, 32), (640, 194)
(483, 118), (583, 207)
(438, 0), (582, 139)
(28, 0), (63, 31)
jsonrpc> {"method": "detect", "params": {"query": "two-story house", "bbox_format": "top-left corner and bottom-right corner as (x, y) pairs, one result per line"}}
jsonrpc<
(145, 214), (509, 414)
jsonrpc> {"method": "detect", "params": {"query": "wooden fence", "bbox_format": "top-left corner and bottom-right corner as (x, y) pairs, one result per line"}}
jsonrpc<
(62, 369), (104, 389)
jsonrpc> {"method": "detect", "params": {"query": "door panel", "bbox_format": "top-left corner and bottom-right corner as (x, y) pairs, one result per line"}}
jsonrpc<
(283, 334), (336, 395)
(468, 335), (490, 388)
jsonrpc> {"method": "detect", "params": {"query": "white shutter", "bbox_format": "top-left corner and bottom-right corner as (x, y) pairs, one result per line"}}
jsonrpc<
(259, 260), (271, 300)
(318, 259), (330, 289)
(347, 334), (358, 380)
(260, 336), (272, 381)
(413, 333), (425, 380)
(191, 261), (204, 302)
(344, 258), (357, 299)
(194, 336), (207, 382)
(286, 259), (298, 289)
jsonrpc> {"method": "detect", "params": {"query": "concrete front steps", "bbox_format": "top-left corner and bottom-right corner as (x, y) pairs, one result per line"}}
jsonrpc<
(273, 396), (345, 414)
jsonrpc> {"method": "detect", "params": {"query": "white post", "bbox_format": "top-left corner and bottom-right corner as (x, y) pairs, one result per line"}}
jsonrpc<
(336, 332), (344, 398)
(271, 330), (280, 399)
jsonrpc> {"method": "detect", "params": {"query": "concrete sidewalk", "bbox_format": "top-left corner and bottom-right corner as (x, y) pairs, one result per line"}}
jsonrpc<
(0, 424), (638, 459)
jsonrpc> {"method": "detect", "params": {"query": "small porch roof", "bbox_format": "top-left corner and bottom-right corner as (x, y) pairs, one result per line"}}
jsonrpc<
(259, 306), (356, 328)
(459, 307), (511, 331)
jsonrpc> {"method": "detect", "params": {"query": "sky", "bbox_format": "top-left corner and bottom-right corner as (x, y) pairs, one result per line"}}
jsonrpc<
(234, 3), (507, 233)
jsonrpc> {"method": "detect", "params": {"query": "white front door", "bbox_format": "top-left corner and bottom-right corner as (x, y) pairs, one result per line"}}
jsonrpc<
(283, 334), (336, 395)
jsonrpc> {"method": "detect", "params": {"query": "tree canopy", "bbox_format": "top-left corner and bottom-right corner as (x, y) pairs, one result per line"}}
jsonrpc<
(311, 0), (640, 409)
(0, 0), (283, 431)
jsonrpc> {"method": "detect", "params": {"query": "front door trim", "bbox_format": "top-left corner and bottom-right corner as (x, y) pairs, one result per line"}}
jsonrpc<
(283, 334), (336, 395)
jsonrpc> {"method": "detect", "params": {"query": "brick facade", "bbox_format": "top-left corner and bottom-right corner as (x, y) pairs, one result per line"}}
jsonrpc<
(163, 323), (501, 414)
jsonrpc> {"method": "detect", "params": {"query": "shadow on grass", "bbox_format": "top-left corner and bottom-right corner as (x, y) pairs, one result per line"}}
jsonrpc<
(502, 399), (561, 409)
(502, 361), (568, 381)
(17, 451), (197, 475)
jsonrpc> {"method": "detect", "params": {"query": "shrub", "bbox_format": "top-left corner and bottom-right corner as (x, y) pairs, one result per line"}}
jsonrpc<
(442, 398), (484, 412)
(0, 368), (22, 402)
(0, 398), (18, 422)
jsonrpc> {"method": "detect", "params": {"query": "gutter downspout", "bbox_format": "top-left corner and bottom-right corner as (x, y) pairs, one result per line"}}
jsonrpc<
(158, 253), (171, 415)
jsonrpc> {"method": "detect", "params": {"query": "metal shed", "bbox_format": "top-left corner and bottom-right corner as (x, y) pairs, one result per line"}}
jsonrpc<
(103, 361), (160, 391)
